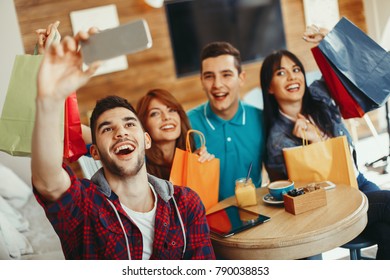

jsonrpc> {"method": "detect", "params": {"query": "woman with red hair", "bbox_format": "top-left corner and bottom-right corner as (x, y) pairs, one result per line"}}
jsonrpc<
(136, 88), (214, 180)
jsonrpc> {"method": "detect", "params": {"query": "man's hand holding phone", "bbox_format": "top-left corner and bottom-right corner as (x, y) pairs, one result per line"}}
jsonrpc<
(38, 18), (152, 100)
(38, 29), (101, 101)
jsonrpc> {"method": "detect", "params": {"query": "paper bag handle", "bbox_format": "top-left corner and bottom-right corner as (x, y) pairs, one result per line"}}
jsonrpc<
(301, 122), (322, 146)
(186, 129), (205, 153)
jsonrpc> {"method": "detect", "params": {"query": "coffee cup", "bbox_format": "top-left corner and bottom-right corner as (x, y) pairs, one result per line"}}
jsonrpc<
(268, 180), (294, 201)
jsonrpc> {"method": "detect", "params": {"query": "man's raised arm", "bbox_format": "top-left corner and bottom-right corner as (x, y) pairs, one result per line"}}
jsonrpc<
(31, 33), (100, 201)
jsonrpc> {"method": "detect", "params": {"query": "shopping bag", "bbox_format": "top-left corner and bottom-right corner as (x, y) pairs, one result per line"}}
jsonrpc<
(318, 17), (390, 111)
(282, 135), (358, 188)
(169, 129), (220, 210)
(63, 92), (87, 162)
(311, 46), (365, 119)
(0, 55), (64, 157)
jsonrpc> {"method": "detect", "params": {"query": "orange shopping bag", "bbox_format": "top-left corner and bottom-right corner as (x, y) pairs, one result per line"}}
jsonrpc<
(169, 130), (220, 210)
(283, 135), (358, 188)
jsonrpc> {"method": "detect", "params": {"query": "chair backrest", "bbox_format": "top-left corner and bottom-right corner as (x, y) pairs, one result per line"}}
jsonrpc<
(77, 156), (102, 179)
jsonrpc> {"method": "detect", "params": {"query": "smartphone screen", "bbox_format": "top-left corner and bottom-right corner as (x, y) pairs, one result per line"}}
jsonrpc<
(80, 19), (152, 64)
(206, 206), (270, 238)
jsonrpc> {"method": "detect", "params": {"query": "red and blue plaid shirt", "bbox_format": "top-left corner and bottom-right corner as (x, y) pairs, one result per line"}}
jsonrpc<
(34, 164), (215, 260)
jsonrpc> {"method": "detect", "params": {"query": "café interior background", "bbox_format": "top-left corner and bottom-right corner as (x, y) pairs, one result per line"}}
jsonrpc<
(1, 0), (389, 182)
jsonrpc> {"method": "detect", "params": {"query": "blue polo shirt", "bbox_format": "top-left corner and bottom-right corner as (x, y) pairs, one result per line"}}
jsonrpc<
(188, 101), (265, 201)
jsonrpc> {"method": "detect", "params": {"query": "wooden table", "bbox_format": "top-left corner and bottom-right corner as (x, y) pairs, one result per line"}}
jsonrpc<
(207, 184), (368, 260)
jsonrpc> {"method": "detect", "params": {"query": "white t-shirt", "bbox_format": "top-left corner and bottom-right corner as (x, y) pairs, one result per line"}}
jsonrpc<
(121, 183), (157, 260)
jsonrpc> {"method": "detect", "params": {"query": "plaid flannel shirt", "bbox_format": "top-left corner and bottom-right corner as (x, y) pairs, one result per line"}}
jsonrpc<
(34, 164), (215, 260)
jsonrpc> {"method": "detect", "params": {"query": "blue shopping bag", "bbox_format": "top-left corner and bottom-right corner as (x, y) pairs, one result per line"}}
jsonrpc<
(318, 17), (390, 112)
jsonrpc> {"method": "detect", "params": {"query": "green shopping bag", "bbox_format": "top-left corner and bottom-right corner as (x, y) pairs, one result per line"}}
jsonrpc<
(0, 55), (63, 156)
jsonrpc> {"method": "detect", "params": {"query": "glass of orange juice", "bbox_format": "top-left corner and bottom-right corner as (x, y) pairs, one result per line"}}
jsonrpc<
(235, 177), (257, 207)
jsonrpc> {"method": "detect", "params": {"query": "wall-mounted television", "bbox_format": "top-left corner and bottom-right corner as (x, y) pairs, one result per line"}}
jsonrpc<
(165, 0), (286, 78)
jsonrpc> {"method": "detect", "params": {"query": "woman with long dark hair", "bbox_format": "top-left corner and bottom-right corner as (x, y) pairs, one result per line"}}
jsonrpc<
(260, 49), (351, 182)
(260, 35), (390, 258)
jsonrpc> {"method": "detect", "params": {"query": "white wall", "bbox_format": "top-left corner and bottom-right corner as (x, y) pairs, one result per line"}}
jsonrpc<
(381, 18), (390, 50)
(363, 0), (390, 44)
(363, 0), (390, 131)
(0, 0), (31, 184)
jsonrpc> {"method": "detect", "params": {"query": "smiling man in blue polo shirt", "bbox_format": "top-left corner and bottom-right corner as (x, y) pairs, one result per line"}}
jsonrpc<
(188, 41), (265, 201)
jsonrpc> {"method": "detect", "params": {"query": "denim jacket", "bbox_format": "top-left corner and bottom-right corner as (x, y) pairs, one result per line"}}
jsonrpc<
(265, 79), (354, 181)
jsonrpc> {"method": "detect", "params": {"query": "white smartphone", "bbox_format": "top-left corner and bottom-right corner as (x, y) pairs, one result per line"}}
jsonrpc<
(80, 19), (153, 65)
(316, 181), (336, 190)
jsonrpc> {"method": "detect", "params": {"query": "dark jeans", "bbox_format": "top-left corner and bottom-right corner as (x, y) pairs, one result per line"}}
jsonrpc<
(357, 173), (390, 259)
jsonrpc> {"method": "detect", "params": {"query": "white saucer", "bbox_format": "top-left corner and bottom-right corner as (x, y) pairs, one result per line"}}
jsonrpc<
(262, 193), (284, 205)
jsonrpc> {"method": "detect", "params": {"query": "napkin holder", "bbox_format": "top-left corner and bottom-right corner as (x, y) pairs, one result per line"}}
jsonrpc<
(283, 188), (327, 215)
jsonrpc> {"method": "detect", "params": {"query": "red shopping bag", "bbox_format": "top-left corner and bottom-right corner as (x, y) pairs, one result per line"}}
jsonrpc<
(63, 92), (87, 162)
(311, 46), (365, 119)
